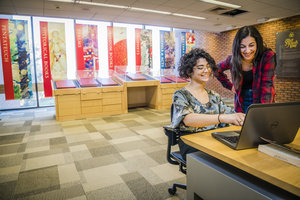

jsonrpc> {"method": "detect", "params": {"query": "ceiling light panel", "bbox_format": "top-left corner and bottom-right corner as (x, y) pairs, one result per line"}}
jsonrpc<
(199, 0), (241, 9)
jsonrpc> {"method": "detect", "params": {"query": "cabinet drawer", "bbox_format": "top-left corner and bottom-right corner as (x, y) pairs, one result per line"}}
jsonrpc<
(162, 99), (172, 107)
(103, 104), (122, 112)
(81, 92), (102, 100)
(82, 105), (102, 114)
(102, 93), (122, 105)
(58, 102), (81, 116)
(102, 86), (123, 92)
(161, 88), (176, 94)
(81, 100), (102, 107)
(162, 94), (173, 101)
(57, 94), (80, 102)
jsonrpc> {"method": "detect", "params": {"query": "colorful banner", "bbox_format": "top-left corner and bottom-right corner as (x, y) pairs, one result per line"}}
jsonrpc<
(160, 31), (175, 69)
(160, 31), (165, 69)
(0, 19), (14, 100)
(107, 26), (114, 71)
(135, 29), (153, 72)
(75, 24), (98, 77)
(135, 28), (141, 68)
(140, 29), (152, 72)
(181, 32), (186, 56)
(40, 21), (52, 97)
(48, 22), (67, 80)
(40, 22), (67, 97)
(0, 19), (33, 100)
(75, 24), (98, 71)
(75, 24), (84, 70)
(186, 32), (195, 54)
(181, 32), (195, 56)
(113, 27), (127, 67)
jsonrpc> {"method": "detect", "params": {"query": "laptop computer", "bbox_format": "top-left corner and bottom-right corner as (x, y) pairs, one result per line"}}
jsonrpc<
(211, 102), (300, 150)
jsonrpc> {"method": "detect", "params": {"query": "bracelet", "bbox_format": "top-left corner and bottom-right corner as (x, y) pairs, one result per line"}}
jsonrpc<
(218, 114), (221, 124)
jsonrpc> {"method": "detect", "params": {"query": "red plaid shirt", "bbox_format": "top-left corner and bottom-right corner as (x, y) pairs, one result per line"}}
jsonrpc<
(215, 50), (276, 113)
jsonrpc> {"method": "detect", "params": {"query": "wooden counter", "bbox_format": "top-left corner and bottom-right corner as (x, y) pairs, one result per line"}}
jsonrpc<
(181, 126), (300, 197)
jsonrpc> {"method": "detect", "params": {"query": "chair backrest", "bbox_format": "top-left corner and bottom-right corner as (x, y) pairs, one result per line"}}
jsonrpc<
(163, 103), (181, 146)
(164, 103), (185, 166)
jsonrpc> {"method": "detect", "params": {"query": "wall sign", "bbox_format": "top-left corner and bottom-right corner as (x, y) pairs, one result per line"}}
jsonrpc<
(275, 29), (300, 78)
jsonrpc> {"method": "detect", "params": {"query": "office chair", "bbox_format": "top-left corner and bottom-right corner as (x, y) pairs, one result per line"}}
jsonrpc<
(163, 104), (187, 195)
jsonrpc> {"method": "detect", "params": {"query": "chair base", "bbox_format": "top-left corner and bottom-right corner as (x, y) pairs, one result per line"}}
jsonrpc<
(168, 183), (187, 195)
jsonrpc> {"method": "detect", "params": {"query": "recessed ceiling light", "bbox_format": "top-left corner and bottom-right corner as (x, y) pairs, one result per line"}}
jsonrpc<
(172, 13), (205, 20)
(199, 0), (241, 9)
(47, 0), (206, 20)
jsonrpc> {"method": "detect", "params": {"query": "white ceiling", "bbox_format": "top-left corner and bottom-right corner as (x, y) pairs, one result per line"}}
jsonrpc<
(0, 0), (299, 32)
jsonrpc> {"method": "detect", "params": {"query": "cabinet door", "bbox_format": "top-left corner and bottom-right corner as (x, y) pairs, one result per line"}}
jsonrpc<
(56, 94), (81, 116)
(102, 92), (122, 105)
(81, 100), (102, 114)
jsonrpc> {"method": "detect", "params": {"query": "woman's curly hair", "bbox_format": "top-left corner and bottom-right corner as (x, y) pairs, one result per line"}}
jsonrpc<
(178, 48), (217, 79)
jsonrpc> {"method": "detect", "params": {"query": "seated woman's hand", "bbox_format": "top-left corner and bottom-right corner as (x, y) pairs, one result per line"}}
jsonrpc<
(220, 113), (245, 126)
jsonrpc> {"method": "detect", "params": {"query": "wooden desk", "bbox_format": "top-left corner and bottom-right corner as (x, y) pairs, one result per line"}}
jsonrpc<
(114, 74), (160, 109)
(181, 126), (300, 198)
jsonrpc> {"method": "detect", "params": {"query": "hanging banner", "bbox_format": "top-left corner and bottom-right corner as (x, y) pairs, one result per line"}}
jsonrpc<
(186, 32), (195, 54)
(160, 31), (175, 70)
(40, 21), (52, 97)
(140, 29), (152, 73)
(181, 32), (195, 56)
(113, 27), (127, 67)
(48, 22), (67, 80)
(75, 24), (84, 70)
(75, 24), (98, 77)
(135, 28), (141, 70)
(181, 32), (186, 56)
(160, 31), (165, 69)
(107, 26), (114, 71)
(40, 22), (67, 97)
(0, 19), (14, 100)
(0, 19), (33, 100)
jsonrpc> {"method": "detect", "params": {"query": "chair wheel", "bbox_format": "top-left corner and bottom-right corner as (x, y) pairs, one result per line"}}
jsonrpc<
(168, 186), (177, 195)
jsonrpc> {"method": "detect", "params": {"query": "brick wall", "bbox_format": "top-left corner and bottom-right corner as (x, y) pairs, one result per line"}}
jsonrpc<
(195, 15), (300, 103)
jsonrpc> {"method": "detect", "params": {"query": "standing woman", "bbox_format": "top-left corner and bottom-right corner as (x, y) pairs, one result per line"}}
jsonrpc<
(214, 26), (276, 113)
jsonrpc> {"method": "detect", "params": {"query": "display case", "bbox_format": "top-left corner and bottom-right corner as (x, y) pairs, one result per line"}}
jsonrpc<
(53, 70), (126, 121)
(113, 66), (158, 86)
(155, 69), (189, 109)
(53, 80), (81, 121)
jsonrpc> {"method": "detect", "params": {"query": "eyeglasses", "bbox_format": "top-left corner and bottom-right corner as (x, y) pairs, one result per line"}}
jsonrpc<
(193, 65), (211, 72)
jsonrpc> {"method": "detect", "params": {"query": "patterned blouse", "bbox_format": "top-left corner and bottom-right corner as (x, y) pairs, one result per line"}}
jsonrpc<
(171, 87), (235, 133)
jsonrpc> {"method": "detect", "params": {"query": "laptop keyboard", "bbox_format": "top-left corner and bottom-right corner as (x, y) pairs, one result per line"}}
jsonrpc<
(219, 135), (239, 144)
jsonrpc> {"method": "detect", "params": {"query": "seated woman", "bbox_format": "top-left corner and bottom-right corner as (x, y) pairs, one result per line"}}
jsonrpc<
(172, 48), (245, 160)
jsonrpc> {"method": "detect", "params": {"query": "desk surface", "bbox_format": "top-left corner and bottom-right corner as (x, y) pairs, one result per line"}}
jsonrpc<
(181, 126), (300, 197)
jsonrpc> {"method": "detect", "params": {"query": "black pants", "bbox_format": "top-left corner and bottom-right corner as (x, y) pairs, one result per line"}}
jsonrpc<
(178, 138), (198, 161)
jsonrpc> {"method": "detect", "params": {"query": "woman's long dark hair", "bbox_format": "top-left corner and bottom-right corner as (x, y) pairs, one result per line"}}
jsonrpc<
(231, 26), (266, 89)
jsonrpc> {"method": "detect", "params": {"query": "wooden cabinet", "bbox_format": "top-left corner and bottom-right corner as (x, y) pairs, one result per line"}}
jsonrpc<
(53, 79), (188, 121)
(157, 82), (188, 110)
(81, 88), (103, 117)
(54, 88), (81, 121)
(102, 86), (127, 115)
(54, 85), (126, 121)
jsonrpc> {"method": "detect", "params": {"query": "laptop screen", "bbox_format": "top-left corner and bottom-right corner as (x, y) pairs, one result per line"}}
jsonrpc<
(212, 102), (300, 150)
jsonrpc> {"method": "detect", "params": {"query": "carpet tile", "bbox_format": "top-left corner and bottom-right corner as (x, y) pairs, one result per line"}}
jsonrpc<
(0, 107), (186, 199)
